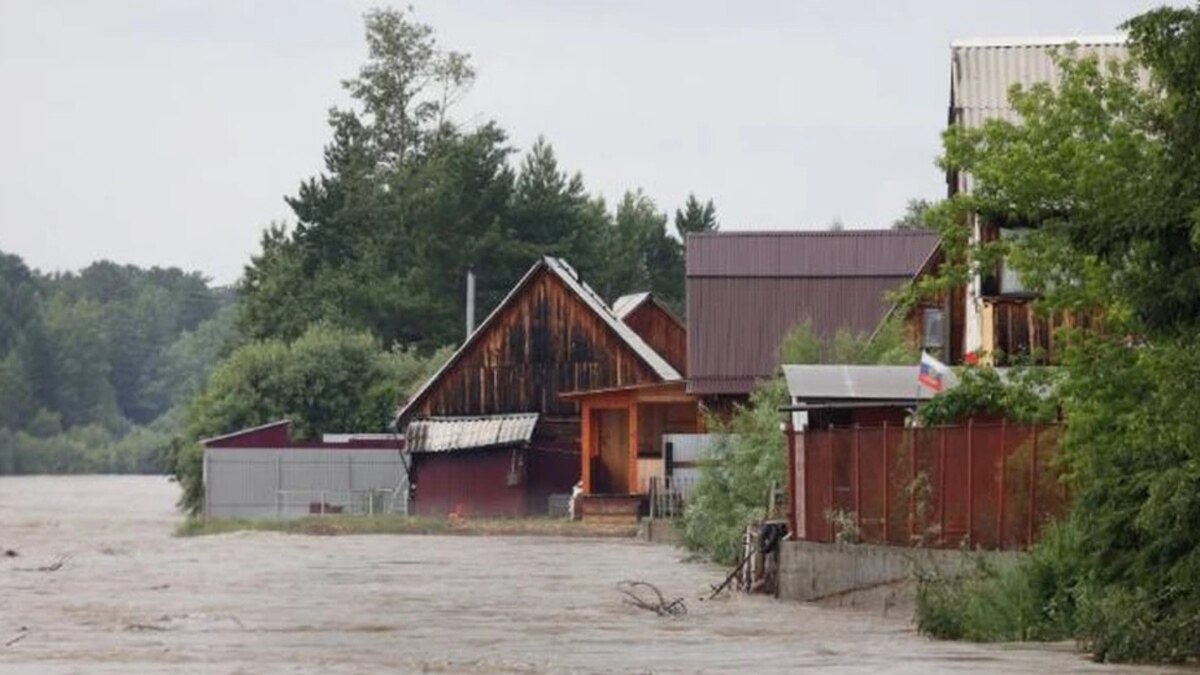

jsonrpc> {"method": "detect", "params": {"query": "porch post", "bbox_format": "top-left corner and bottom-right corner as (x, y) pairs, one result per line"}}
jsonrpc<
(627, 401), (639, 494)
(580, 403), (592, 494)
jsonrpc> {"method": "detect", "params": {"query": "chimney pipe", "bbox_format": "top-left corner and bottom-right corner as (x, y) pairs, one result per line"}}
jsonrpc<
(465, 267), (476, 338)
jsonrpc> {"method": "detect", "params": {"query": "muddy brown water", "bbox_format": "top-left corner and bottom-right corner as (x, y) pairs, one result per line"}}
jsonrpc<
(0, 476), (1175, 674)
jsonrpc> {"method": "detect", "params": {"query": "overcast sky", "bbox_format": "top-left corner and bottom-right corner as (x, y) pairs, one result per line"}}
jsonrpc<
(0, 1), (1177, 285)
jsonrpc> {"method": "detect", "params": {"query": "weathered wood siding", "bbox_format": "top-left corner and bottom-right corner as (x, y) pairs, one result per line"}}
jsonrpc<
(622, 302), (687, 376)
(414, 268), (662, 419)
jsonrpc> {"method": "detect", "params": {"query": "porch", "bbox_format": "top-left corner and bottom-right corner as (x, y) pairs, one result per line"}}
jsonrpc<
(560, 381), (701, 523)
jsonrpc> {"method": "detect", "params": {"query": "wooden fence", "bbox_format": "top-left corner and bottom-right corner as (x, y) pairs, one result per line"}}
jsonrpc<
(789, 421), (1065, 550)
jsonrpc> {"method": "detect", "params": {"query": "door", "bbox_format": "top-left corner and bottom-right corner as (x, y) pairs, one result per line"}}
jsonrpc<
(594, 409), (630, 493)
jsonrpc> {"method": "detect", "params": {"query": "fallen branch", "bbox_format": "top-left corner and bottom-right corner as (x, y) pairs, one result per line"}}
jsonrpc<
(5, 628), (27, 647)
(617, 580), (687, 616)
(16, 554), (71, 573)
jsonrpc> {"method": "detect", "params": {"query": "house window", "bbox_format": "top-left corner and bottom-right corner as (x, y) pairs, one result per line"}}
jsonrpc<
(998, 228), (1032, 295)
(921, 307), (944, 355)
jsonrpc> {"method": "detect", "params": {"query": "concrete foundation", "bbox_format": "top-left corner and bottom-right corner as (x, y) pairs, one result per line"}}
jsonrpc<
(777, 540), (1022, 611)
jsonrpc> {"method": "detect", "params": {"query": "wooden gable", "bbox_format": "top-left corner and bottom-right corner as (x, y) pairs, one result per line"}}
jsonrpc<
(621, 299), (687, 376)
(405, 265), (665, 421)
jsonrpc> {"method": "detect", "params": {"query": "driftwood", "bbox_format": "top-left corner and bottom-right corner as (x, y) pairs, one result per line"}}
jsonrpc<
(5, 628), (27, 647)
(616, 580), (687, 616)
(15, 554), (71, 573)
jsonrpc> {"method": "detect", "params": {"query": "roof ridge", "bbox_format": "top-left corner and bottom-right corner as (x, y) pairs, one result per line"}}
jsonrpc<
(951, 34), (1125, 49)
(688, 229), (936, 239)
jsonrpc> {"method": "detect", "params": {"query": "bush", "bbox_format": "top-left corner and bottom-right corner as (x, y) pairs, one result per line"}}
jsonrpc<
(681, 379), (786, 565)
(915, 520), (1083, 642)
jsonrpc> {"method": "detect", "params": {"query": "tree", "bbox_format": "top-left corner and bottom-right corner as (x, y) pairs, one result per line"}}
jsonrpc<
(912, 6), (1200, 662)
(341, 7), (475, 168)
(673, 193), (718, 238)
(892, 198), (931, 230)
(173, 323), (448, 513)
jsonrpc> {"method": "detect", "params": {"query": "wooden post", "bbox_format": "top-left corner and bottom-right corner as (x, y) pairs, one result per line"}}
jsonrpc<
(908, 423), (917, 544)
(966, 418), (974, 548)
(938, 426), (946, 547)
(998, 418), (1007, 549)
(786, 417), (798, 540)
(827, 426), (835, 542)
(882, 422), (890, 544)
(1028, 424), (1039, 549)
(580, 403), (592, 494)
(853, 424), (862, 536)
(627, 402), (639, 494)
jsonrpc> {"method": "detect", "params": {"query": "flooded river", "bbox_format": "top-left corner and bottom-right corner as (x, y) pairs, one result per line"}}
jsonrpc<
(0, 476), (1167, 674)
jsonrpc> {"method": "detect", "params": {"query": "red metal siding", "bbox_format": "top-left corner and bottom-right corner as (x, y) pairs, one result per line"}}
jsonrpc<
(796, 422), (1064, 550)
(685, 231), (940, 397)
(687, 230), (939, 278)
(687, 277), (909, 394)
(411, 449), (527, 517)
(204, 422), (291, 448)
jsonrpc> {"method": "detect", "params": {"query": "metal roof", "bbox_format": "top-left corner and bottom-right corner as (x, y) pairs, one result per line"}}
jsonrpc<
(199, 419), (290, 446)
(394, 257), (680, 425)
(950, 35), (1128, 129)
(687, 230), (940, 278)
(783, 365), (949, 402)
(685, 231), (940, 396)
(612, 292), (651, 320)
(405, 413), (539, 454)
(548, 258), (680, 381)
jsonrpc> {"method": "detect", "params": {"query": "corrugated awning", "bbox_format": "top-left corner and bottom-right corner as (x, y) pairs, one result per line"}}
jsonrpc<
(405, 413), (539, 454)
(783, 365), (955, 402)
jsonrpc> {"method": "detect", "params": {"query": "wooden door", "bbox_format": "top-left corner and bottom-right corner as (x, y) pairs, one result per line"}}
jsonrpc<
(595, 409), (630, 493)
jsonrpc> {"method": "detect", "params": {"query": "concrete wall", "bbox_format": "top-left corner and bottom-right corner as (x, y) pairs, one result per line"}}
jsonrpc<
(777, 540), (1022, 610)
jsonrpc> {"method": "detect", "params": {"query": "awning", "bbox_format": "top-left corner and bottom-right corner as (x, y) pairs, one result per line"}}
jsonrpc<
(405, 413), (539, 454)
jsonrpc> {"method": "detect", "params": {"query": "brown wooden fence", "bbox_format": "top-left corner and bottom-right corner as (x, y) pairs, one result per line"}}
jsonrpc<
(789, 421), (1065, 550)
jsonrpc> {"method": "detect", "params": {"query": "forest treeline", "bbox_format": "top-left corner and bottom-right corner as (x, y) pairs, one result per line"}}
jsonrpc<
(2, 7), (720, 476)
(0, 253), (235, 472)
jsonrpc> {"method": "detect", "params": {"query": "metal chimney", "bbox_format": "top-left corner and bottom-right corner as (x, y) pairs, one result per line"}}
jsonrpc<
(465, 267), (476, 338)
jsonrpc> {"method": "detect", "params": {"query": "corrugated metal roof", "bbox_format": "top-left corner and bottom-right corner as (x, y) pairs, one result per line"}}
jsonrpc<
(783, 365), (948, 402)
(687, 230), (940, 278)
(612, 292), (650, 320)
(951, 36), (1128, 129)
(405, 413), (539, 454)
(395, 257), (680, 425)
(685, 231), (939, 396)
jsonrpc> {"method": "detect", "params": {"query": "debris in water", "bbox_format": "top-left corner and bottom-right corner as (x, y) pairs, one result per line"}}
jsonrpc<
(616, 580), (687, 616)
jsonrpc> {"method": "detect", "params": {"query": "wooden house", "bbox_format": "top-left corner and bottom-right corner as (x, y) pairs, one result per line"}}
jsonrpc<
(393, 257), (683, 517)
(948, 36), (1127, 363)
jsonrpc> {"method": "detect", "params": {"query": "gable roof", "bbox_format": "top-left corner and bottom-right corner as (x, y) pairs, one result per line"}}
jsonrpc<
(612, 292), (651, 320)
(950, 35), (1128, 130)
(612, 291), (685, 329)
(394, 257), (681, 425)
(686, 230), (940, 396)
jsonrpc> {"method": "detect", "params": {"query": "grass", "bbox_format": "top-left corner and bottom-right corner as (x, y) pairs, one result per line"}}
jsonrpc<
(175, 514), (640, 538)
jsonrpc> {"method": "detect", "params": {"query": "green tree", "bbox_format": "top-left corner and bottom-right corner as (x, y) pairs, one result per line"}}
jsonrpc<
(173, 324), (448, 513)
(674, 193), (719, 238)
(892, 198), (931, 230)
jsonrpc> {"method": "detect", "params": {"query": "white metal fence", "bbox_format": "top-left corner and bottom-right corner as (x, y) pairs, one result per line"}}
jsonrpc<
(203, 448), (408, 519)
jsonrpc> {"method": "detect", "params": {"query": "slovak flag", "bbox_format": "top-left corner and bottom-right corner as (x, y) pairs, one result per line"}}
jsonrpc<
(919, 352), (950, 393)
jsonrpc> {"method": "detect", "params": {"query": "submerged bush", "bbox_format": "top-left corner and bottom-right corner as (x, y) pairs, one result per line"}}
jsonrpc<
(681, 379), (787, 566)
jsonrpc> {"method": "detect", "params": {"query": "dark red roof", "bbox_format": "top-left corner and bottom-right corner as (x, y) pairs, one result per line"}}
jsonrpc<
(686, 230), (939, 396)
